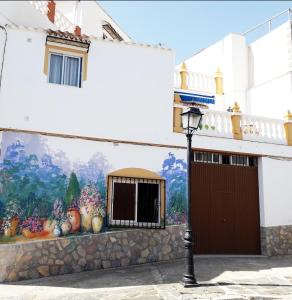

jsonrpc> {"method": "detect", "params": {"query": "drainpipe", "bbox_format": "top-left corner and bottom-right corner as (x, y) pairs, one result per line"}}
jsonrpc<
(0, 25), (8, 93)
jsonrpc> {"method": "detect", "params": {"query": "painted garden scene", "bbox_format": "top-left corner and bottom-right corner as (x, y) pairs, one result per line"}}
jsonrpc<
(0, 132), (108, 243)
(0, 132), (187, 244)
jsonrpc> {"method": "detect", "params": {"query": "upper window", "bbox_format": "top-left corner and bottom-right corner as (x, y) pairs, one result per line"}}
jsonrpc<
(194, 151), (257, 167)
(107, 168), (165, 229)
(48, 53), (82, 88)
(102, 21), (123, 41)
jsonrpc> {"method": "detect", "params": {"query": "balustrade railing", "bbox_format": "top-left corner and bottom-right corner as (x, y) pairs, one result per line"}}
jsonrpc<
(178, 105), (287, 145)
(195, 109), (233, 138)
(174, 70), (215, 93)
(54, 10), (75, 32)
(29, 1), (49, 16)
(241, 114), (286, 144)
(29, 1), (75, 32)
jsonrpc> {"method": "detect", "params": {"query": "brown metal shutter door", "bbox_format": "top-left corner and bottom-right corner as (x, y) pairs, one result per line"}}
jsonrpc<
(191, 162), (260, 254)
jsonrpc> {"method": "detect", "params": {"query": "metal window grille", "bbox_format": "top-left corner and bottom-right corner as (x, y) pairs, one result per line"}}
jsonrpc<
(107, 176), (165, 229)
(194, 151), (257, 167)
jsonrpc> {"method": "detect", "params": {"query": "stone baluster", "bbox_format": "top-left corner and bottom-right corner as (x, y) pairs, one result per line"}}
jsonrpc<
(180, 62), (188, 90)
(231, 102), (242, 140)
(284, 110), (292, 145)
(214, 68), (224, 95)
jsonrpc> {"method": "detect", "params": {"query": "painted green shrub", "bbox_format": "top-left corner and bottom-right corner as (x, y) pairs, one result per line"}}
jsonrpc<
(65, 172), (81, 209)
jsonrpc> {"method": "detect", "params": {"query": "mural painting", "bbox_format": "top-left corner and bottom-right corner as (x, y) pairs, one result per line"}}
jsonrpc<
(0, 131), (186, 244)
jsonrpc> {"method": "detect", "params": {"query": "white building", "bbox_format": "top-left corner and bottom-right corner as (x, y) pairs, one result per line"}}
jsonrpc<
(0, 1), (291, 282)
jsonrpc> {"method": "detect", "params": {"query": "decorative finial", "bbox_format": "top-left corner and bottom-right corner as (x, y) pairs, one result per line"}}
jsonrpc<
(232, 102), (241, 113)
(181, 62), (187, 72)
(285, 110), (292, 122)
(215, 68), (223, 78)
(180, 62), (188, 90)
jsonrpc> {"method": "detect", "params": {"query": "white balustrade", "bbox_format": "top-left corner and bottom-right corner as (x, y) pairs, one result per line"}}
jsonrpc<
(29, 1), (48, 15)
(29, 1), (75, 33)
(178, 105), (287, 145)
(174, 70), (215, 94)
(55, 10), (75, 32)
(195, 109), (233, 138)
(241, 114), (286, 144)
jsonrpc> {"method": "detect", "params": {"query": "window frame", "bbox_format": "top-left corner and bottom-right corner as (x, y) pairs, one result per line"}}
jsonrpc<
(48, 52), (83, 88)
(110, 178), (161, 227)
(194, 151), (256, 167)
(195, 151), (222, 164)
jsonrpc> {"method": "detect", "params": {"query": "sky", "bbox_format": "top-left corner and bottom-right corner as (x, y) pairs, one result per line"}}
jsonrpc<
(98, 1), (292, 64)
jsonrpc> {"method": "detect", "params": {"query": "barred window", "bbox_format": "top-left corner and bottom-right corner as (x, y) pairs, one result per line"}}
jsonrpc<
(107, 169), (165, 229)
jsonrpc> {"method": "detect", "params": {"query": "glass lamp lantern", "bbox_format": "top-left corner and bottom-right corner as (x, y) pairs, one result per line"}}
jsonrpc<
(181, 107), (204, 133)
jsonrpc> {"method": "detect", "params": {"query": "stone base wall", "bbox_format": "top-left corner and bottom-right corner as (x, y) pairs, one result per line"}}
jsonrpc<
(261, 225), (292, 256)
(0, 225), (185, 283)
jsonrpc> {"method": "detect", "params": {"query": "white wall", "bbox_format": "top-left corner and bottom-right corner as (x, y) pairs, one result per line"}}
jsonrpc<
(0, 1), (55, 29)
(248, 22), (291, 88)
(3, 28), (292, 160)
(183, 21), (292, 117)
(258, 156), (292, 227)
(184, 33), (248, 112)
(247, 72), (292, 119)
(246, 22), (292, 118)
(0, 27), (174, 145)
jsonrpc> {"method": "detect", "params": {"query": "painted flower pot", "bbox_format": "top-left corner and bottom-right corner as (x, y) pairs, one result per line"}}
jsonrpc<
(22, 229), (49, 239)
(67, 208), (81, 233)
(80, 206), (93, 232)
(10, 217), (19, 237)
(43, 219), (57, 233)
(4, 227), (11, 237)
(92, 215), (103, 234)
(53, 225), (61, 237)
(61, 220), (71, 236)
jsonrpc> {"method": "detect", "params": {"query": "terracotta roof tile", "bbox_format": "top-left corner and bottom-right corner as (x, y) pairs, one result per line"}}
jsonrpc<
(46, 29), (91, 44)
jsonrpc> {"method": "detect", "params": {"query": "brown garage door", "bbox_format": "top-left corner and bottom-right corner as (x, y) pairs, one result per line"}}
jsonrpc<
(191, 158), (261, 254)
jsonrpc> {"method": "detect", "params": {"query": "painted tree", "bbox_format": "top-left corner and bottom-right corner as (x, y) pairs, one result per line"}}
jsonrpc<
(65, 172), (81, 209)
(160, 152), (187, 225)
(74, 152), (110, 203)
(0, 140), (67, 219)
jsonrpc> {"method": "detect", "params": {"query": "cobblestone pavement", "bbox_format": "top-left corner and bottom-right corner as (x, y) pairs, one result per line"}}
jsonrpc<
(1, 255), (292, 300)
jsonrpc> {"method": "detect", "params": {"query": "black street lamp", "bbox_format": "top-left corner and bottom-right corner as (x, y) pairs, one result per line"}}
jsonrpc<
(181, 107), (204, 288)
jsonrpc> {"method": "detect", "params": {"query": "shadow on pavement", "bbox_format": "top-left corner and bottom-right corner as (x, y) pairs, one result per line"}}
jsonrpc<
(3, 256), (292, 290)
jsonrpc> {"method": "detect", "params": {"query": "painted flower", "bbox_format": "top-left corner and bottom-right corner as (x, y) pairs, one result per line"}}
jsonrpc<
(20, 217), (43, 233)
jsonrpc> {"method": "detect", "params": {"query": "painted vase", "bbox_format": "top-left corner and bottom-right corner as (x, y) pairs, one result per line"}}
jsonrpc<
(4, 227), (11, 237)
(22, 229), (50, 239)
(61, 220), (71, 236)
(80, 206), (93, 232)
(53, 224), (61, 237)
(67, 208), (81, 233)
(92, 215), (103, 234)
(43, 219), (57, 233)
(10, 217), (19, 237)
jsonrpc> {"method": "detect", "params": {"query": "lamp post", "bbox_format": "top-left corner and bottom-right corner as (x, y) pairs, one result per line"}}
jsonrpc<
(181, 107), (204, 288)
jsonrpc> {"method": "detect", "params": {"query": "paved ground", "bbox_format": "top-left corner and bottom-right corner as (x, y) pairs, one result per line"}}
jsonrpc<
(1, 255), (292, 300)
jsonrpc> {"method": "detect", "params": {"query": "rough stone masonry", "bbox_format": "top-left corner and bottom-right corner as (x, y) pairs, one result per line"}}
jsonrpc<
(0, 225), (185, 282)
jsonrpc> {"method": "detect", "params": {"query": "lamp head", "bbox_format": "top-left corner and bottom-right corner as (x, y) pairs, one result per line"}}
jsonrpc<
(181, 107), (204, 134)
